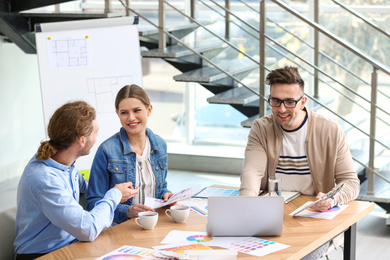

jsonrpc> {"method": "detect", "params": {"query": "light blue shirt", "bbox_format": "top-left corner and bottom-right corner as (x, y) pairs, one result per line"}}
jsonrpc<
(14, 156), (121, 255)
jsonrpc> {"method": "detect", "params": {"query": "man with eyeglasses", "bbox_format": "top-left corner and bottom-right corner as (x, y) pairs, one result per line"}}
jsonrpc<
(239, 66), (360, 258)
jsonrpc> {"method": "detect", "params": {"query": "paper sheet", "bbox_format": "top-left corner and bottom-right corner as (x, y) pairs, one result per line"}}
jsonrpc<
(178, 198), (208, 216)
(144, 184), (202, 209)
(96, 245), (157, 259)
(160, 230), (290, 257)
(290, 201), (349, 219)
(153, 243), (212, 253)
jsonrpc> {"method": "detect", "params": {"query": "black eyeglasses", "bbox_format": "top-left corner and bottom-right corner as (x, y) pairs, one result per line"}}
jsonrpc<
(268, 96), (304, 108)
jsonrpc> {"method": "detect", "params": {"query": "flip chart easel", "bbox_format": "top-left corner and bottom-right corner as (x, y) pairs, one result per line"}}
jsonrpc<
(35, 16), (143, 172)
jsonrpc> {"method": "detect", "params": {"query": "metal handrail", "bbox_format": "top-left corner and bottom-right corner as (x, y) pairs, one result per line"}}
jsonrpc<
(198, 0), (258, 40)
(117, 0), (264, 99)
(162, 1), (263, 90)
(255, 10), (390, 101)
(162, 0), (259, 66)
(197, 0), (390, 121)
(352, 157), (390, 185)
(332, 0), (390, 39)
(270, 0), (390, 76)
(198, 0), (390, 119)
(239, 0), (390, 103)
(328, 0), (390, 100)
(304, 88), (390, 151)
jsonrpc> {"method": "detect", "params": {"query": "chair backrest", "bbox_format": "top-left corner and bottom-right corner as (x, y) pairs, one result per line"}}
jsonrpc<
(0, 207), (17, 260)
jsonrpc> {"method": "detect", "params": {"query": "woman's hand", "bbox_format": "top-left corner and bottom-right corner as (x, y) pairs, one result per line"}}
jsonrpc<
(163, 192), (174, 202)
(163, 192), (177, 206)
(126, 203), (154, 219)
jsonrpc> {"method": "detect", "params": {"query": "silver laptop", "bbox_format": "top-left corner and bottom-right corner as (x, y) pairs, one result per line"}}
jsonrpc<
(207, 196), (284, 237)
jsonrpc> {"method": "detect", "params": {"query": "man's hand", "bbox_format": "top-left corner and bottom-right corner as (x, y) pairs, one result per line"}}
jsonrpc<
(311, 192), (332, 212)
(126, 204), (154, 219)
(114, 182), (139, 203)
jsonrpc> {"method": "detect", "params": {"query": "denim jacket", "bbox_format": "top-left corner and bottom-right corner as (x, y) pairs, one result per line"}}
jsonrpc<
(87, 127), (169, 223)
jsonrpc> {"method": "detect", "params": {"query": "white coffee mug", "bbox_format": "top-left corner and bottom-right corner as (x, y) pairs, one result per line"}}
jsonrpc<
(135, 211), (158, 230)
(165, 205), (190, 223)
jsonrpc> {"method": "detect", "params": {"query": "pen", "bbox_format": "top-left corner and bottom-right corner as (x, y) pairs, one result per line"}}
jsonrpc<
(293, 184), (345, 217)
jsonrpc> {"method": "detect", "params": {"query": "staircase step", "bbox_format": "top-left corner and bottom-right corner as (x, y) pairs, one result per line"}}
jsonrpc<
(350, 138), (389, 182)
(141, 39), (229, 59)
(10, 0), (72, 12)
(138, 20), (214, 37)
(358, 168), (390, 212)
(207, 82), (259, 105)
(241, 115), (259, 127)
(138, 21), (214, 48)
(20, 11), (123, 25)
(173, 58), (258, 83)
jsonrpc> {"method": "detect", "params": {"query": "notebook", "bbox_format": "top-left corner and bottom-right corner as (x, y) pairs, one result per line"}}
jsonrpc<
(260, 190), (301, 203)
(207, 196), (284, 237)
(280, 191), (301, 203)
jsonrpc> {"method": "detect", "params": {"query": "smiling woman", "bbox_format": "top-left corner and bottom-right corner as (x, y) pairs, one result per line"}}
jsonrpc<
(116, 97), (152, 147)
(87, 84), (174, 224)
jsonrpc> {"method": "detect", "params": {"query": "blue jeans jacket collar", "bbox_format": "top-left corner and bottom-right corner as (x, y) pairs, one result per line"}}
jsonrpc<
(119, 127), (162, 155)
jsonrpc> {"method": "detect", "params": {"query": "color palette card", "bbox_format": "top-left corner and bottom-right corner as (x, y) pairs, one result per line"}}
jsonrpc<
(227, 237), (290, 257)
(153, 243), (212, 253)
(160, 231), (290, 257)
(178, 198), (208, 216)
(96, 245), (157, 260)
(192, 187), (239, 198)
(290, 201), (349, 219)
(161, 230), (239, 247)
(161, 231), (216, 246)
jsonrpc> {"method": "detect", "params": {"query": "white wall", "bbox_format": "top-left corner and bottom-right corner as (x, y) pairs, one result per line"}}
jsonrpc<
(0, 40), (45, 183)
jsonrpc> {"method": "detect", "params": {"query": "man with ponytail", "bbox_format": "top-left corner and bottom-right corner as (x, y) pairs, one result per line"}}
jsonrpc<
(14, 101), (139, 260)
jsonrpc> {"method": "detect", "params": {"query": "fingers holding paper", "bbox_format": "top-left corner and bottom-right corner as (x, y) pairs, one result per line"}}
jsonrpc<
(163, 192), (177, 206)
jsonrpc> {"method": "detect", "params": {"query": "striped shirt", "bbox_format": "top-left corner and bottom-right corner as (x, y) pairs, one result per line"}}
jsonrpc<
(275, 115), (315, 195)
(132, 137), (157, 205)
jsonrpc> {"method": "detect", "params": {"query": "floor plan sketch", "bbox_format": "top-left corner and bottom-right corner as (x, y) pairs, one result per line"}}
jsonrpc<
(47, 36), (90, 68)
(87, 76), (133, 113)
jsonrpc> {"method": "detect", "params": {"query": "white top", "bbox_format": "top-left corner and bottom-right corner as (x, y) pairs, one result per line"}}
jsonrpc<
(275, 116), (315, 195)
(132, 137), (156, 205)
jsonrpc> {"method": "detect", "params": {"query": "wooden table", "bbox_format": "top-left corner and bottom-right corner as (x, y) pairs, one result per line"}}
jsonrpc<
(39, 195), (374, 260)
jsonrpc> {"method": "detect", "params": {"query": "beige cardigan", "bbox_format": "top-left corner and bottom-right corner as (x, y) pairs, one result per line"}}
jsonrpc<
(239, 108), (360, 206)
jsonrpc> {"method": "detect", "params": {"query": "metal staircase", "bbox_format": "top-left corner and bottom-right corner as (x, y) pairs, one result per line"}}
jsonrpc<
(1, 0), (390, 220)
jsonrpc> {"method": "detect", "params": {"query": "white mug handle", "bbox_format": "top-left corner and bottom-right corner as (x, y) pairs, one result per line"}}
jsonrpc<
(165, 209), (173, 220)
(135, 217), (142, 227)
